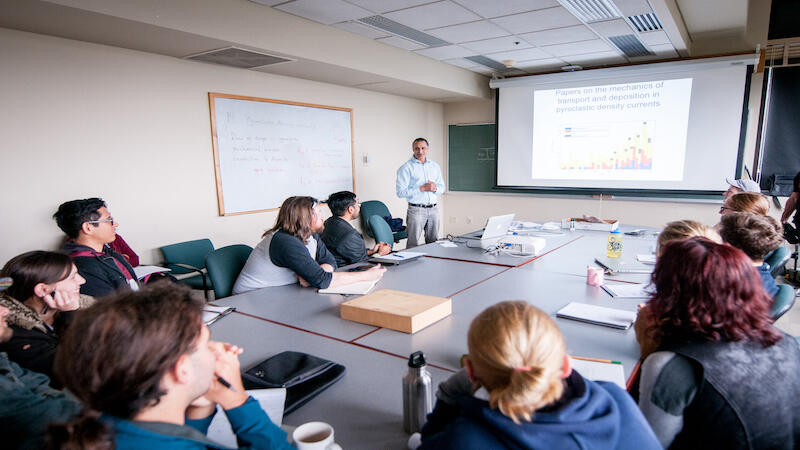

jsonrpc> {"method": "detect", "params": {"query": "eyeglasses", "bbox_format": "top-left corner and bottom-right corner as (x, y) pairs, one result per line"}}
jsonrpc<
(86, 217), (116, 225)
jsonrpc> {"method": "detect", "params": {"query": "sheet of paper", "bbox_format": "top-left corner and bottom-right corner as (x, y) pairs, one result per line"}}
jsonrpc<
(556, 302), (637, 329)
(637, 254), (657, 264)
(602, 283), (650, 299)
(569, 357), (626, 389)
(203, 305), (235, 325)
(207, 388), (286, 447)
(439, 241), (458, 248)
(376, 251), (425, 261)
(318, 279), (378, 295)
(133, 265), (171, 280)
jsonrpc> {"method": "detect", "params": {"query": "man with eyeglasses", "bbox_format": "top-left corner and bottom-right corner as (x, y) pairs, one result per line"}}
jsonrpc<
(320, 191), (391, 267)
(54, 198), (139, 298)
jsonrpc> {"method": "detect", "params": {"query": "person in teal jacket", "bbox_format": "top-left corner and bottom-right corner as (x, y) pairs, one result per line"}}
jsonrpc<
(47, 284), (293, 449)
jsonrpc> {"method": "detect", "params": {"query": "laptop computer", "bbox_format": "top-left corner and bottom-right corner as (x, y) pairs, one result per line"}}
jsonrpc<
(463, 213), (515, 249)
(594, 257), (653, 274)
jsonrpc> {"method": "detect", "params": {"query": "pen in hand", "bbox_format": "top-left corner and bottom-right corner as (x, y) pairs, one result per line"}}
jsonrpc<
(216, 375), (237, 392)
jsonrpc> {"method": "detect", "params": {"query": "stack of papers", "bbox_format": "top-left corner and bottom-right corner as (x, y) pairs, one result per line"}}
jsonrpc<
(133, 265), (171, 280)
(318, 279), (378, 295)
(637, 254), (657, 264)
(556, 302), (637, 330)
(601, 283), (651, 299)
(207, 388), (286, 446)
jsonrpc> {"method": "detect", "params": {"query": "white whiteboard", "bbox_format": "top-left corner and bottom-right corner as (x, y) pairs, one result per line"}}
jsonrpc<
(209, 93), (354, 215)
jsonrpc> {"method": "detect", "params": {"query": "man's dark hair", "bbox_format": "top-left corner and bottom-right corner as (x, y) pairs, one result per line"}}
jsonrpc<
(53, 198), (107, 239)
(413, 137), (429, 146)
(718, 212), (783, 261)
(326, 191), (357, 217)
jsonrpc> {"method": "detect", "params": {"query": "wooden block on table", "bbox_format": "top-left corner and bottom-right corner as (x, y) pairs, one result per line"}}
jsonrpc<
(340, 289), (451, 334)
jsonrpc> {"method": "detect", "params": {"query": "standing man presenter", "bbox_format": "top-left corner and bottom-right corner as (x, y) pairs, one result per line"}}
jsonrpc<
(396, 138), (445, 248)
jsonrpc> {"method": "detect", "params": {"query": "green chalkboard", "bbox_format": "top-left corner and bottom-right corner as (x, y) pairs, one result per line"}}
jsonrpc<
(448, 124), (496, 192)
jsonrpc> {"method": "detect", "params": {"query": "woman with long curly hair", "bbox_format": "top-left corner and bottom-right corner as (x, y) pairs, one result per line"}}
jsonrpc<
(636, 237), (800, 449)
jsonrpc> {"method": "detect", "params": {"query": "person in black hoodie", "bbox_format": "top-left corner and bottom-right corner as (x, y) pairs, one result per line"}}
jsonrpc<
(54, 198), (139, 298)
(0, 251), (93, 384)
(419, 301), (660, 450)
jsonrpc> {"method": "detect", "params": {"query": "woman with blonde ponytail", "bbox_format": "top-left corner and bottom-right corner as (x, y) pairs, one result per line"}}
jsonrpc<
(419, 301), (659, 449)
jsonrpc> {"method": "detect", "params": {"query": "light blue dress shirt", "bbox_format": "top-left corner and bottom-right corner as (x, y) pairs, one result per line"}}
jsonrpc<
(396, 157), (445, 205)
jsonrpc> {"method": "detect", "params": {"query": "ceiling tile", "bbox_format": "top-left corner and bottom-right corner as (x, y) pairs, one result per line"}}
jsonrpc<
(414, 44), (474, 59)
(384, 1), (481, 30)
(649, 43), (678, 57)
(541, 39), (613, 57)
(614, 0), (654, 16)
(333, 21), (391, 38)
(485, 47), (551, 62)
(376, 35), (426, 50)
(589, 18), (634, 37)
(491, 6), (580, 34)
(461, 35), (531, 54)
(275, 0), (373, 25)
(638, 30), (670, 46)
(453, 0), (559, 18)
(443, 57), (481, 68)
(426, 20), (509, 42)
(561, 50), (626, 65)
(345, 0), (435, 13)
(519, 25), (597, 46)
(515, 57), (563, 70)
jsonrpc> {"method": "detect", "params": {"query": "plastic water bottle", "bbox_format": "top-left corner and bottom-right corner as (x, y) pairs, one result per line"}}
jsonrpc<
(402, 351), (433, 434)
(607, 229), (623, 258)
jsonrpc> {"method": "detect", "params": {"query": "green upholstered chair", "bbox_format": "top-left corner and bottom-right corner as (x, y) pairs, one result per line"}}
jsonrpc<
(206, 244), (253, 299)
(368, 215), (395, 251)
(771, 284), (797, 321)
(160, 238), (214, 299)
(360, 200), (407, 243)
(765, 246), (792, 278)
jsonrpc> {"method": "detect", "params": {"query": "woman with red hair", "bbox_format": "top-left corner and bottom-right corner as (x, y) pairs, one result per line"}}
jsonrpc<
(636, 237), (800, 449)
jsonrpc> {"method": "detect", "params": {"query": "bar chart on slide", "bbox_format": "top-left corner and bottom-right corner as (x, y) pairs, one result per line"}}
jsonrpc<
(557, 121), (654, 171)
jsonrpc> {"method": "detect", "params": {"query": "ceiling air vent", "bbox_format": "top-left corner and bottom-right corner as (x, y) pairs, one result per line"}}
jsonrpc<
(628, 13), (663, 32)
(608, 34), (652, 57)
(465, 56), (507, 70)
(185, 47), (294, 69)
(558, 0), (622, 23)
(358, 15), (450, 47)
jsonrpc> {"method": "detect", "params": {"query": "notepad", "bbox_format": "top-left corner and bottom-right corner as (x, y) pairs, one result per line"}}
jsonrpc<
(556, 302), (637, 330)
(132, 265), (171, 280)
(203, 305), (236, 326)
(636, 254), (657, 264)
(601, 283), (650, 299)
(369, 251), (425, 265)
(569, 357), (626, 389)
(318, 279), (378, 295)
(207, 388), (286, 447)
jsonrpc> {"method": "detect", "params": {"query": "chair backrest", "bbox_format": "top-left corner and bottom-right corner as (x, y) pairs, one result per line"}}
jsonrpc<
(160, 238), (214, 275)
(771, 284), (797, 321)
(765, 246), (792, 278)
(368, 215), (394, 251)
(206, 244), (253, 299)
(360, 200), (391, 238)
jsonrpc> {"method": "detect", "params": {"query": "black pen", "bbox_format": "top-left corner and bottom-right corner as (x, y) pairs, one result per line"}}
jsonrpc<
(216, 375), (237, 392)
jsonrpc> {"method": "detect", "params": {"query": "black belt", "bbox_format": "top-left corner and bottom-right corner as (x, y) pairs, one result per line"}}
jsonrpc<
(409, 203), (436, 208)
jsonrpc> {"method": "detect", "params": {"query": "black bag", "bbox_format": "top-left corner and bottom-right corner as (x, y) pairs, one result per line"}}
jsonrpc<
(241, 351), (345, 415)
(383, 215), (406, 232)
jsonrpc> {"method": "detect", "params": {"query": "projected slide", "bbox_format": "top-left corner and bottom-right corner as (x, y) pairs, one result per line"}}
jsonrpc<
(532, 78), (692, 181)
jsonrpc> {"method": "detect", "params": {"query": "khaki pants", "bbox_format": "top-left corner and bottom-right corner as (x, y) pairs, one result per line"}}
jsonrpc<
(406, 204), (439, 248)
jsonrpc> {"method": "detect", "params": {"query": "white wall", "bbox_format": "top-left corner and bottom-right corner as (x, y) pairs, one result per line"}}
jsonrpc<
(0, 28), (443, 264)
(441, 71), (771, 235)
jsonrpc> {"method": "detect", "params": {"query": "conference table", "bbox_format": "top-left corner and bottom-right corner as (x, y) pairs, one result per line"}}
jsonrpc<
(209, 225), (658, 449)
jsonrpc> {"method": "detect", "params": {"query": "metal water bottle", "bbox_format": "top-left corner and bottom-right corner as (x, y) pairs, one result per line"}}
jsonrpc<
(402, 351), (433, 434)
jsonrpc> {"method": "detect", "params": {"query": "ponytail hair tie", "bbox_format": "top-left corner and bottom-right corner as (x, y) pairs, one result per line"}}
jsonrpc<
(513, 366), (531, 372)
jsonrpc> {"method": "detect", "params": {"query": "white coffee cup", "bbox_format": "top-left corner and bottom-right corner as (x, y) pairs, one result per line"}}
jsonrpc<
(292, 421), (342, 450)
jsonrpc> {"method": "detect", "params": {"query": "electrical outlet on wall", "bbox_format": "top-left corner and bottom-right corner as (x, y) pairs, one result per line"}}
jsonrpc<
(449, 216), (456, 224)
